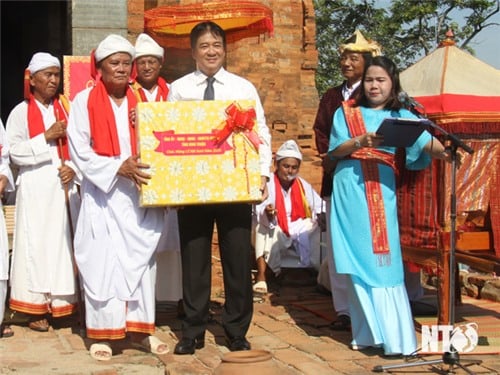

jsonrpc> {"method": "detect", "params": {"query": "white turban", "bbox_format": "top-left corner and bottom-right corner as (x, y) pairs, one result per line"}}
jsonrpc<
(135, 33), (164, 60)
(95, 34), (135, 63)
(27, 52), (60, 74)
(276, 140), (302, 161)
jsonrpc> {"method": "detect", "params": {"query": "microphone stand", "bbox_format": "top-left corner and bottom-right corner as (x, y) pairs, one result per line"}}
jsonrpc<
(373, 108), (482, 374)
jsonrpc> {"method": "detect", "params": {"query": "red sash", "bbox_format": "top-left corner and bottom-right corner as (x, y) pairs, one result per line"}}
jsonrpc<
(131, 77), (169, 103)
(274, 174), (311, 237)
(27, 93), (71, 160)
(87, 79), (137, 156)
(342, 101), (398, 259)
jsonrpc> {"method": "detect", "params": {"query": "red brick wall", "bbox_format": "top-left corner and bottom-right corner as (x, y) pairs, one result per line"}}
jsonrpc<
(127, 0), (322, 190)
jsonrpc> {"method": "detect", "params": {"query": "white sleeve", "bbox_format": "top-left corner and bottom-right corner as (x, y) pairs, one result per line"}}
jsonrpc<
(0, 122), (15, 192)
(66, 90), (123, 194)
(6, 103), (52, 167)
(251, 87), (272, 178)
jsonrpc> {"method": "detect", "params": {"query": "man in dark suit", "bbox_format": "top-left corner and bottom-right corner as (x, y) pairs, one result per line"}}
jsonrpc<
(168, 21), (272, 355)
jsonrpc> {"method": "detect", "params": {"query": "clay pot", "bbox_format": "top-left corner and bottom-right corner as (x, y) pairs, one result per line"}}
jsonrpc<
(214, 349), (291, 375)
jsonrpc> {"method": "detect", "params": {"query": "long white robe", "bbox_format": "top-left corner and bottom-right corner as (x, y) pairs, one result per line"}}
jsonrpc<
(6, 100), (79, 311)
(0, 122), (15, 324)
(67, 88), (163, 303)
(155, 207), (183, 302)
(137, 82), (183, 303)
(254, 174), (325, 273)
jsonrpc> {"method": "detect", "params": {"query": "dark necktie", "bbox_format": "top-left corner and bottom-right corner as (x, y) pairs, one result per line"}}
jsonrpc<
(204, 77), (215, 100)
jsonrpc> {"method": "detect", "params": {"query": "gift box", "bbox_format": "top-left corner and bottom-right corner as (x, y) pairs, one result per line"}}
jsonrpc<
(137, 100), (262, 207)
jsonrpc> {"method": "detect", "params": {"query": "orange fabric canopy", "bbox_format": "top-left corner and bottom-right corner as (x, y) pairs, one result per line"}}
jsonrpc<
(144, 1), (274, 48)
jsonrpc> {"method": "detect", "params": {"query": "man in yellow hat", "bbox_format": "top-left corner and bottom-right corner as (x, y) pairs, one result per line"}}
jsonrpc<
(313, 30), (381, 332)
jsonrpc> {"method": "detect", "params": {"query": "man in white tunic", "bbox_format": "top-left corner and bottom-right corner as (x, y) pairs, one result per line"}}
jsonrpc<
(0, 120), (15, 338)
(253, 140), (325, 294)
(67, 34), (167, 361)
(131, 33), (183, 308)
(6, 53), (79, 332)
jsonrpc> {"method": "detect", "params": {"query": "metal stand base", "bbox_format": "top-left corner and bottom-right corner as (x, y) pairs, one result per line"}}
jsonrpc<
(373, 116), (479, 374)
(372, 351), (482, 374)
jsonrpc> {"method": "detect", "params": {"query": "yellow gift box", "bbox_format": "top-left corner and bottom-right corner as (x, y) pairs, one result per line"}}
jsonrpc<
(137, 100), (262, 207)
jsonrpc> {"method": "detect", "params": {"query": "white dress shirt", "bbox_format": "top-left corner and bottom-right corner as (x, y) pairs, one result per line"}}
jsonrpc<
(168, 67), (272, 178)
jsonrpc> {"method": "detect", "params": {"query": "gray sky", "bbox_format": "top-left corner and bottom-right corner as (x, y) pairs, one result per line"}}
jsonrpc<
(469, 11), (500, 69)
(374, 1), (500, 69)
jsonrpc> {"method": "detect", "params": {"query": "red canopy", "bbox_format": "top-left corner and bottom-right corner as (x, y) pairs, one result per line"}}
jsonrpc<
(144, 1), (274, 49)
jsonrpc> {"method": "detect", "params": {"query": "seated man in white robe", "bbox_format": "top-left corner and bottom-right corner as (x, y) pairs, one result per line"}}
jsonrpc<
(253, 140), (325, 294)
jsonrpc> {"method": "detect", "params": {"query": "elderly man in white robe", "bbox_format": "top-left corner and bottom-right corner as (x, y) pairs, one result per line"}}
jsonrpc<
(132, 33), (183, 310)
(0, 120), (15, 339)
(6, 52), (79, 332)
(253, 140), (325, 294)
(67, 34), (167, 360)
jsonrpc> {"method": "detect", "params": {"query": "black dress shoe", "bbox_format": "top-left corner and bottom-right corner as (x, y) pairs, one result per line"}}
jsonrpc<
(227, 336), (251, 351)
(410, 300), (438, 316)
(329, 315), (351, 331)
(174, 336), (205, 355)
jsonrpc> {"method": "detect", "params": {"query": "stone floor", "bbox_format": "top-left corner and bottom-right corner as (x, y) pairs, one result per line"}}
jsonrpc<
(460, 271), (500, 302)
(1, 261), (499, 375)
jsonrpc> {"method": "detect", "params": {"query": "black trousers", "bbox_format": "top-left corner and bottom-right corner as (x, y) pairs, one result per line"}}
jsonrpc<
(177, 203), (253, 339)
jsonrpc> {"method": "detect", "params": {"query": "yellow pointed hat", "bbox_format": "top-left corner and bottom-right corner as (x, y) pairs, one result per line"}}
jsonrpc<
(339, 30), (382, 56)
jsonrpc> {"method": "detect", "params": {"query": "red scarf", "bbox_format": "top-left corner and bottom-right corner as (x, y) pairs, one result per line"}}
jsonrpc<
(27, 93), (70, 160)
(274, 174), (310, 237)
(342, 101), (397, 261)
(131, 77), (169, 102)
(87, 79), (137, 156)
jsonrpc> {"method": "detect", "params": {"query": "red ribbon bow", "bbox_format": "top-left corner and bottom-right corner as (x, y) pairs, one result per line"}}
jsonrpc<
(214, 102), (261, 150)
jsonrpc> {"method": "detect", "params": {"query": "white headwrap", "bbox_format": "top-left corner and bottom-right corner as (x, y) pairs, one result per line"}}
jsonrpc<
(95, 34), (135, 63)
(27, 52), (60, 74)
(135, 33), (164, 60)
(276, 140), (302, 161)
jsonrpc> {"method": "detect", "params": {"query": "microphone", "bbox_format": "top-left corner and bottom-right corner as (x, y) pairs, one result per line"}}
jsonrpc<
(398, 91), (425, 111)
(398, 92), (474, 154)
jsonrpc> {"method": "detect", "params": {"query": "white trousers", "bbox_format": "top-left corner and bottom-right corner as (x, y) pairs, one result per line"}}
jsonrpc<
(9, 251), (75, 316)
(254, 220), (321, 274)
(155, 209), (182, 302)
(0, 280), (6, 324)
(324, 198), (350, 316)
(85, 258), (156, 338)
(155, 250), (182, 302)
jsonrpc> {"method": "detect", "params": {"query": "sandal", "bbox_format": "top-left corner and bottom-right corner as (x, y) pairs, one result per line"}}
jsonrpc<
(252, 280), (268, 295)
(131, 335), (169, 355)
(28, 318), (49, 332)
(1, 324), (14, 338)
(330, 315), (351, 331)
(90, 342), (112, 361)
